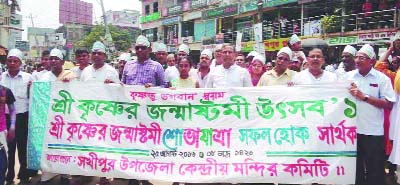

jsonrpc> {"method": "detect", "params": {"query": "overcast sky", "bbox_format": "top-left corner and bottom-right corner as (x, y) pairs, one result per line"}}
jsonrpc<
(20, 0), (141, 40)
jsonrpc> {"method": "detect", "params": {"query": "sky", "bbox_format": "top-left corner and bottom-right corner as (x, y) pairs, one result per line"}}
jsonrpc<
(20, 0), (141, 40)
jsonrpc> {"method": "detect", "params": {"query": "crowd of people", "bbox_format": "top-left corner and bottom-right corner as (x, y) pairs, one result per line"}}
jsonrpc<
(0, 32), (399, 185)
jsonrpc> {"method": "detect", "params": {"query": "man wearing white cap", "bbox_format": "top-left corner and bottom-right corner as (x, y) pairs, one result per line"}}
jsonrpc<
(80, 41), (120, 83)
(196, 49), (213, 88)
(177, 44), (190, 60)
(346, 44), (396, 185)
(288, 34), (307, 72)
(206, 44), (252, 88)
(70, 48), (90, 80)
(336, 45), (357, 80)
(40, 49), (75, 82)
(258, 47), (297, 86)
(122, 35), (165, 87)
(39, 48), (74, 184)
(292, 48), (337, 84)
(154, 43), (168, 69)
(1, 49), (34, 185)
(117, 52), (131, 80)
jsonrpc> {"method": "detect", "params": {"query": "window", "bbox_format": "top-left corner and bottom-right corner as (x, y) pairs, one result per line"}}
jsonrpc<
(145, 5), (150, 15)
(153, 2), (158, 13)
(143, 28), (158, 42)
(181, 21), (194, 37)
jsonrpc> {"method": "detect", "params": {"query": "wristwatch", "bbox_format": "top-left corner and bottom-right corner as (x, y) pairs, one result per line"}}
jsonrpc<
(363, 95), (370, 102)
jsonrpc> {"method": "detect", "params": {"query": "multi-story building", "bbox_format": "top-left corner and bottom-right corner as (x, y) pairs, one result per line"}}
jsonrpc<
(0, 0), (23, 50)
(105, 9), (141, 28)
(140, 0), (400, 63)
(27, 27), (56, 58)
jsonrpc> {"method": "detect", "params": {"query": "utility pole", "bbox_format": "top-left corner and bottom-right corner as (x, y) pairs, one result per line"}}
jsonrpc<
(29, 13), (40, 58)
(99, 0), (114, 57)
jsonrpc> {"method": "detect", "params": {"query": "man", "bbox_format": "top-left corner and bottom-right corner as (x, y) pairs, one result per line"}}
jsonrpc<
(292, 48), (337, 84)
(265, 62), (273, 71)
(70, 48), (90, 80)
(336, 45), (357, 79)
(117, 53), (131, 80)
(206, 44), (252, 88)
(177, 44), (190, 60)
(346, 44), (396, 185)
(154, 43), (168, 69)
(39, 48), (74, 185)
(1, 49), (34, 185)
(210, 44), (223, 69)
(258, 47), (297, 86)
(122, 35), (165, 88)
(80, 41), (119, 83)
(288, 34), (307, 72)
(196, 49), (213, 88)
(32, 50), (51, 80)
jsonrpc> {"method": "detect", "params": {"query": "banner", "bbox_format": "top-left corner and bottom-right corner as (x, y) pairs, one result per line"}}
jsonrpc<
(28, 82), (357, 184)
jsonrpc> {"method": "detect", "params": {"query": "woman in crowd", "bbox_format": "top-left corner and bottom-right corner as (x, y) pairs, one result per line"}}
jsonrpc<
(249, 55), (267, 86)
(170, 57), (199, 88)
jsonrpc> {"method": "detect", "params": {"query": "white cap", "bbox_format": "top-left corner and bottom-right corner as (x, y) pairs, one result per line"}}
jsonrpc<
(201, 49), (213, 60)
(7, 48), (23, 61)
(118, 53), (131, 61)
(252, 54), (266, 64)
(178, 44), (190, 55)
(155, 43), (167, 52)
(357, 44), (376, 59)
(277, 47), (293, 61)
(247, 51), (259, 58)
(343, 45), (357, 56)
(136, 35), (151, 47)
(50, 48), (64, 60)
(92, 41), (106, 53)
(289, 34), (301, 45)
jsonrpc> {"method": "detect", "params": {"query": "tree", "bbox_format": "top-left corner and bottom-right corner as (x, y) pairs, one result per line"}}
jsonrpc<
(75, 24), (134, 52)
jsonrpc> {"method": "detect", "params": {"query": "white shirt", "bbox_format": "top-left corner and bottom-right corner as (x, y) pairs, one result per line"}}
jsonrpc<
(70, 66), (84, 80)
(164, 66), (179, 82)
(196, 69), (211, 88)
(292, 69), (337, 84)
(80, 63), (120, 83)
(32, 69), (49, 81)
(205, 64), (252, 88)
(346, 68), (396, 135)
(1, 71), (33, 113)
(39, 71), (58, 82)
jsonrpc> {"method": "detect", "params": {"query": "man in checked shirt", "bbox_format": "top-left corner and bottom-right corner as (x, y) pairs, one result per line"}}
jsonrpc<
(122, 35), (166, 88)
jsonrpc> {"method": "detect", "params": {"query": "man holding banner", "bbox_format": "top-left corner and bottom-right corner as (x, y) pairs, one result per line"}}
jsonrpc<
(347, 44), (396, 185)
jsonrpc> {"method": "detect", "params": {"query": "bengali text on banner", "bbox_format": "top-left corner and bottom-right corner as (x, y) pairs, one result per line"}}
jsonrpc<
(28, 82), (357, 184)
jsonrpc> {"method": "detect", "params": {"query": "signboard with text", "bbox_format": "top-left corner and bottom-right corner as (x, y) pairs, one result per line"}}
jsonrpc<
(202, 4), (238, 20)
(28, 82), (357, 184)
(328, 36), (358, 46)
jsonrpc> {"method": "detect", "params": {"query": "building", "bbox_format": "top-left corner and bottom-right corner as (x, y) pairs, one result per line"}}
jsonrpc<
(59, 0), (93, 25)
(140, 0), (400, 64)
(0, 0), (23, 50)
(27, 27), (56, 58)
(105, 9), (141, 28)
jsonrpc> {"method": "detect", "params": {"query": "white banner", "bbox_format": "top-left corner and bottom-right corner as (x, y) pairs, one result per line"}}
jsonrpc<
(28, 82), (357, 184)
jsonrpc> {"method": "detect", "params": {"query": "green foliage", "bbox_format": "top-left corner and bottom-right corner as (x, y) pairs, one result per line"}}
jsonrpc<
(75, 24), (134, 52)
(321, 15), (340, 33)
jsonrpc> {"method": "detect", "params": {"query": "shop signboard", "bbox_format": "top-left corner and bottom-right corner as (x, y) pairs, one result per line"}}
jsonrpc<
(168, 4), (183, 15)
(239, 1), (258, 13)
(161, 16), (181, 25)
(242, 41), (255, 52)
(191, 0), (207, 9)
(202, 4), (238, 20)
(358, 31), (396, 43)
(264, 38), (289, 51)
(140, 12), (161, 23)
(263, 0), (297, 8)
(327, 36), (358, 46)
(179, 36), (194, 44)
(183, 11), (202, 21)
